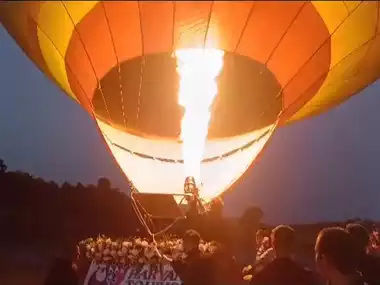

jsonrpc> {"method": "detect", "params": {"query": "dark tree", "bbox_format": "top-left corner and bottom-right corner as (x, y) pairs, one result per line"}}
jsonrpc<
(0, 169), (142, 244)
(97, 177), (111, 190)
(76, 182), (84, 189)
(0, 159), (7, 174)
(49, 181), (59, 189)
(62, 181), (72, 190)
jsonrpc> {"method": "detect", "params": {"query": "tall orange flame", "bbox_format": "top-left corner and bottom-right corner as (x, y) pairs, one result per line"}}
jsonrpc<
(175, 48), (225, 186)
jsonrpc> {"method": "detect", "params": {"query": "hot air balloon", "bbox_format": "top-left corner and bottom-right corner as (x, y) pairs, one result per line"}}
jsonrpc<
(1, 1), (380, 204)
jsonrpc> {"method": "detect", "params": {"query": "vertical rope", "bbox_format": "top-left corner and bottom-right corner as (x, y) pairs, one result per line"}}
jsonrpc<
(136, 2), (146, 128)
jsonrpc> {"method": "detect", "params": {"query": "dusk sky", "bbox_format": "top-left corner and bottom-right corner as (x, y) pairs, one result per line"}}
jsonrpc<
(1, 25), (380, 224)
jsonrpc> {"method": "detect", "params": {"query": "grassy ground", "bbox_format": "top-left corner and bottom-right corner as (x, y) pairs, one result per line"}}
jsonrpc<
(0, 262), (46, 285)
(0, 244), (55, 285)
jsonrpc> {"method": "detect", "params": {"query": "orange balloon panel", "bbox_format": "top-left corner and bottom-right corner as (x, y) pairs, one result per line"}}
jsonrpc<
(1, 1), (379, 199)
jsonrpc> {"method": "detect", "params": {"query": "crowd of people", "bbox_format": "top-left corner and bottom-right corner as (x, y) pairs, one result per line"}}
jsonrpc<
(161, 224), (380, 285)
(43, 221), (380, 285)
(247, 224), (380, 285)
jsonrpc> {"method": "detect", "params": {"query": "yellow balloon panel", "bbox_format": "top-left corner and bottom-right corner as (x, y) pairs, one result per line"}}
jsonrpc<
(291, 1), (380, 120)
(37, 1), (97, 100)
(0, 1), (77, 100)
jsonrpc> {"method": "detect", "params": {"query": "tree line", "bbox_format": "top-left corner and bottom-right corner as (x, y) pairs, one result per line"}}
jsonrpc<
(0, 159), (141, 246)
(0, 158), (267, 251)
(0, 158), (374, 252)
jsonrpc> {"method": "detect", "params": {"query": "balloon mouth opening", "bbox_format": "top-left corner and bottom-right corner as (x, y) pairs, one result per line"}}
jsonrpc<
(97, 119), (277, 203)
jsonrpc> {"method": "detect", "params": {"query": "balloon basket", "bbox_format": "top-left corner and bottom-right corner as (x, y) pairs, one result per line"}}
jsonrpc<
(129, 177), (208, 239)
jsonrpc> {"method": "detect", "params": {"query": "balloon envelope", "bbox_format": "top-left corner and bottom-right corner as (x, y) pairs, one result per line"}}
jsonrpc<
(1, 1), (380, 201)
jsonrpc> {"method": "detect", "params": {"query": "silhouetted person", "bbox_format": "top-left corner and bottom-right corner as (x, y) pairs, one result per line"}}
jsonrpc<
(315, 227), (365, 285)
(239, 206), (263, 266)
(186, 198), (202, 231)
(44, 244), (79, 285)
(346, 223), (380, 285)
(250, 225), (316, 285)
(158, 229), (215, 285)
(44, 257), (79, 285)
(202, 197), (230, 245)
(211, 242), (243, 285)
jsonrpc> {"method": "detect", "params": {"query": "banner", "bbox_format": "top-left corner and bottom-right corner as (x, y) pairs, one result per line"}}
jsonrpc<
(83, 262), (182, 285)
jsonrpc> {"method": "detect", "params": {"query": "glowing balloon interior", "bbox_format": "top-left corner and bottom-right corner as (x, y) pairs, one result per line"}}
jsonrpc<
(1, 1), (380, 202)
